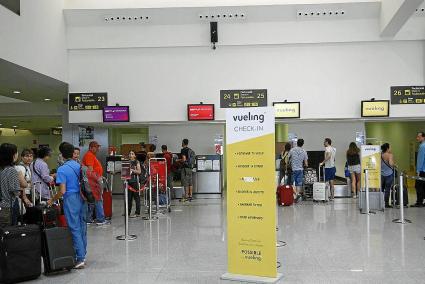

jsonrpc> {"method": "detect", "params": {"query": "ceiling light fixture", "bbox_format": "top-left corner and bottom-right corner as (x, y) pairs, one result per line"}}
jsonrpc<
(44, 98), (51, 101)
(12, 125), (17, 128)
(13, 90), (21, 94)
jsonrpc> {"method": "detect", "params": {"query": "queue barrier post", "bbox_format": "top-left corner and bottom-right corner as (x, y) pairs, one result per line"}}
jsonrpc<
(361, 169), (376, 215)
(116, 181), (137, 241)
(392, 172), (412, 224)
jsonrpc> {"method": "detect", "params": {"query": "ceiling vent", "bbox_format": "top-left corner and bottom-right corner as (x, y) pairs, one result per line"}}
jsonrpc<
(297, 10), (345, 19)
(199, 13), (246, 21)
(104, 15), (150, 23)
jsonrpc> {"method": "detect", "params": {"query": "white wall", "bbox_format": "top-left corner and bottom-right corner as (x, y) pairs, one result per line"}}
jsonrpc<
(68, 40), (424, 123)
(0, 0), (68, 81)
(149, 123), (224, 154)
(288, 121), (365, 176)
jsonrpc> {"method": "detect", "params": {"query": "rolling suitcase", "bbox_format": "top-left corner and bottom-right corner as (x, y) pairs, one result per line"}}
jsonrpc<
(277, 185), (294, 206)
(359, 191), (385, 212)
(43, 226), (75, 274)
(102, 177), (112, 220)
(313, 166), (329, 202)
(24, 183), (57, 228)
(0, 224), (42, 283)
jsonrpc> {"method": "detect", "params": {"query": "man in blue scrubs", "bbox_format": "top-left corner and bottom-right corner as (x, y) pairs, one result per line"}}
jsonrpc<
(48, 142), (87, 269)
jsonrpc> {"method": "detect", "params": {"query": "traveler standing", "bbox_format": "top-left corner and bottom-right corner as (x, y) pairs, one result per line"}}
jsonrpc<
(381, 143), (395, 208)
(162, 145), (174, 198)
(320, 138), (337, 200)
(179, 139), (195, 202)
(289, 139), (308, 202)
(15, 149), (33, 209)
(412, 132), (425, 207)
(128, 150), (141, 218)
(279, 142), (292, 186)
(31, 146), (55, 202)
(346, 142), (361, 198)
(82, 141), (108, 226)
(47, 142), (87, 269)
(0, 143), (21, 226)
(73, 147), (81, 163)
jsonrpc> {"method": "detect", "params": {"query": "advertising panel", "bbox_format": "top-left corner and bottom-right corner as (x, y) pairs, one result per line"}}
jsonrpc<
(361, 145), (381, 189)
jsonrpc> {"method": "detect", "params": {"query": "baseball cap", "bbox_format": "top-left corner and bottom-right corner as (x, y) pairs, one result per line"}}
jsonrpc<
(89, 141), (101, 148)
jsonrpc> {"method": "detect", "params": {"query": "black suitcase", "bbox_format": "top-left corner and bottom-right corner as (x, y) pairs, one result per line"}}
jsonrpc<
(24, 205), (58, 228)
(393, 184), (409, 206)
(42, 226), (75, 274)
(0, 224), (42, 283)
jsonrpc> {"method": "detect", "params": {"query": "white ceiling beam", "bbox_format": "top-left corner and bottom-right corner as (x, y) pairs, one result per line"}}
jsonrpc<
(380, 0), (424, 37)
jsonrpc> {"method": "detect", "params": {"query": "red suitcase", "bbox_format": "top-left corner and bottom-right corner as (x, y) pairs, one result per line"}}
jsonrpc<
(103, 190), (112, 220)
(277, 185), (294, 206)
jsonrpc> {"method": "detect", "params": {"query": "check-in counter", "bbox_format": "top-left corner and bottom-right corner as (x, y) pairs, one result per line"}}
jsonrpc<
(193, 155), (222, 195)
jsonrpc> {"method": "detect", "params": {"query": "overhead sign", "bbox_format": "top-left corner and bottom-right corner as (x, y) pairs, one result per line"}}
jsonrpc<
(222, 107), (281, 282)
(361, 145), (381, 189)
(361, 100), (389, 117)
(391, 86), (425, 105)
(69, 92), (108, 111)
(220, 89), (267, 108)
(273, 102), (300, 118)
(187, 104), (215, 121)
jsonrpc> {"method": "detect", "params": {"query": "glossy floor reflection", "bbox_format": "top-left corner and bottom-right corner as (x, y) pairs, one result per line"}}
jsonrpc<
(30, 196), (425, 283)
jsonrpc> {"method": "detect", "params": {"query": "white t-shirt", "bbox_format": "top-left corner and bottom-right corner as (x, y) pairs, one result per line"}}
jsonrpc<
(325, 146), (336, 168)
(15, 164), (32, 194)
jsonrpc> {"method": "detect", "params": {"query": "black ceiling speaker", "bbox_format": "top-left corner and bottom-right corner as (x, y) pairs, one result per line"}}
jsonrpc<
(210, 22), (218, 49)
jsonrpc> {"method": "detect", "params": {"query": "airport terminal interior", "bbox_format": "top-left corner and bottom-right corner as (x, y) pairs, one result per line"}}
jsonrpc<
(1, 0), (425, 283)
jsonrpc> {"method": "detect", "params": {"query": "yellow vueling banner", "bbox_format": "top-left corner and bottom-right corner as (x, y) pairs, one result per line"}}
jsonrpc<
(361, 145), (381, 189)
(223, 107), (277, 280)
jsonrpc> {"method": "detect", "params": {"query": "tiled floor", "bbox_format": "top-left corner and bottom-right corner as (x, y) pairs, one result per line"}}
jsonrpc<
(31, 194), (425, 284)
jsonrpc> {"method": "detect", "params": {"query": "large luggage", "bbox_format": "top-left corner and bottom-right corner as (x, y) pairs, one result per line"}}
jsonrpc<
(0, 224), (42, 283)
(313, 166), (329, 202)
(359, 191), (385, 213)
(102, 177), (112, 220)
(25, 183), (58, 228)
(43, 226), (75, 274)
(277, 185), (294, 206)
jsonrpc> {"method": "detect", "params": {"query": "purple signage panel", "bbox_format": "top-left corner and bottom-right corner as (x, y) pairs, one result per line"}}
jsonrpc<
(103, 106), (130, 122)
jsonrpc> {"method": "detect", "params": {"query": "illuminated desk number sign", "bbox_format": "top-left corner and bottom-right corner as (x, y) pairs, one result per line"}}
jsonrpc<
(361, 100), (390, 118)
(273, 102), (300, 119)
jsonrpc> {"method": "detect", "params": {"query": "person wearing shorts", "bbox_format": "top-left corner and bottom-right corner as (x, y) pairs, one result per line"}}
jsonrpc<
(320, 138), (336, 200)
(346, 142), (361, 198)
(289, 139), (308, 202)
(179, 139), (193, 202)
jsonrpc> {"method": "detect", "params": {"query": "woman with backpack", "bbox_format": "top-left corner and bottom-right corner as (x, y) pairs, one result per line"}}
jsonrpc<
(279, 143), (292, 185)
(128, 150), (142, 218)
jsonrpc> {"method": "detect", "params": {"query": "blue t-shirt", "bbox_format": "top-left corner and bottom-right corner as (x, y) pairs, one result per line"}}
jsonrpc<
(56, 160), (81, 197)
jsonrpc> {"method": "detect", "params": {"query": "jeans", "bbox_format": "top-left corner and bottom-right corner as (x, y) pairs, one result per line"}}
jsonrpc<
(415, 171), (425, 205)
(381, 175), (393, 205)
(292, 170), (304, 186)
(87, 200), (105, 223)
(63, 192), (87, 262)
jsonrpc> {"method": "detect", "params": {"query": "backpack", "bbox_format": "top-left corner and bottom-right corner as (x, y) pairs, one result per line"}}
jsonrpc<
(65, 163), (96, 203)
(80, 166), (97, 203)
(185, 148), (196, 169)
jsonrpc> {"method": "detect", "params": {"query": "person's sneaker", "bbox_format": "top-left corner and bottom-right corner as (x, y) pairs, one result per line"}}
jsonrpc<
(86, 221), (94, 225)
(74, 261), (85, 269)
(96, 220), (110, 226)
(295, 194), (302, 203)
(353, 195), (357, 199)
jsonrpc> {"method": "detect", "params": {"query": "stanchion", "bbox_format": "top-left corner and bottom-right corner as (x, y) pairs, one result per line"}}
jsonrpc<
(116, 181), (137, 241)
(156, 173), (159, 213)
(143, 173), (158, 221)
(393, 172), (411, 224)
(361, 170), (376, 215)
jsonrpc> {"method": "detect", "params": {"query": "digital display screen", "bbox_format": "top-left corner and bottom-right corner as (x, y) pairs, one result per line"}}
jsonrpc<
(187, 104), (215, 121)
(103, 106), (130, 122)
